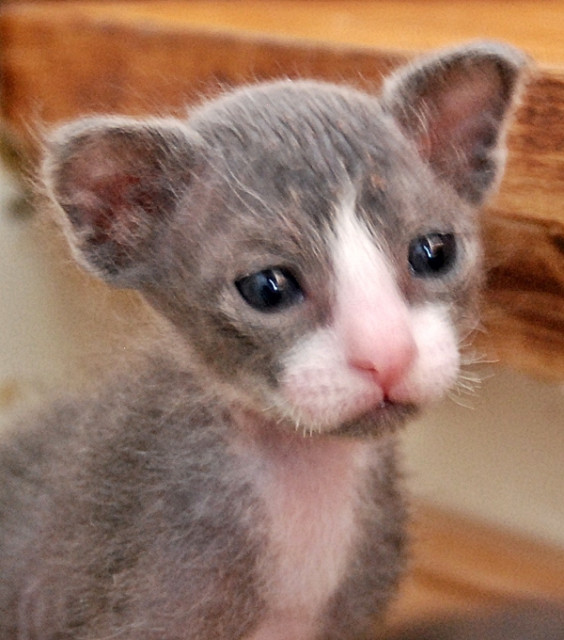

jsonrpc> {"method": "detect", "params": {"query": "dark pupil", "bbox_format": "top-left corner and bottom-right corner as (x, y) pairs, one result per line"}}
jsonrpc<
(408, 232), (457, 276)
(236, 268), (303, 312)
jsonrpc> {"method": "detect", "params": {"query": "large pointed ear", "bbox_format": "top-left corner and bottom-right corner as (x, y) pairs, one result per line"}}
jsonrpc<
(43, 117), (196, 287)
(381, 41), (529, 204)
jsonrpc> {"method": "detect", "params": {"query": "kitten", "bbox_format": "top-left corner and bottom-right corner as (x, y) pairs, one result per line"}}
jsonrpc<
(0, 42), (527, 639)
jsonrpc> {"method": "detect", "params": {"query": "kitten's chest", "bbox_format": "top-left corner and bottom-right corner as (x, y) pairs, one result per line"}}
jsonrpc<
(231, 425), (375, 637)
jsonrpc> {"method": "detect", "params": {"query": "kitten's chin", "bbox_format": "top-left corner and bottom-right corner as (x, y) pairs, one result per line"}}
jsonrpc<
(328, 401), (418, 438)
(264, 395), (418, 439)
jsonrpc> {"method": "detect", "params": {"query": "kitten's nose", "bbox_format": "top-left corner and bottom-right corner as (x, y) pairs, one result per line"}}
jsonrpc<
(345, 318), (418, 395)
(337, 285), (418, 396)
(332, 214), (419, 397)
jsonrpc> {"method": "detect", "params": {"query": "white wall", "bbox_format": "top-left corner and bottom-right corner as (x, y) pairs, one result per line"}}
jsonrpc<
(0, 167), (72, 406)
(1, 162), (563, 547)
(403, 369), (564, 547)
(0, 162), (147, 422)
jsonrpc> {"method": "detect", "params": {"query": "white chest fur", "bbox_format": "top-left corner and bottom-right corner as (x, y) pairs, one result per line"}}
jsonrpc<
(232, 424), (375, 639)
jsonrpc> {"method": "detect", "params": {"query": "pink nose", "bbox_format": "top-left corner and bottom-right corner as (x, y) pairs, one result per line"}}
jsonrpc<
(344, 316), (417, 395)
(332, 219), (419, 398)
(336, 276), (418, 396)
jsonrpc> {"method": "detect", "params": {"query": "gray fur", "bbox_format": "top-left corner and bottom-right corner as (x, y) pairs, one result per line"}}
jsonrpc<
(1, 42), (527, 639)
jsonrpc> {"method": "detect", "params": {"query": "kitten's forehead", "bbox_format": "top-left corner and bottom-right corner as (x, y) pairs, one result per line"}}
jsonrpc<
(190, 83), (424, 247)
(185, 80), (469, 288)
(192, 81), (406, 191)
(333, 186), (385, 270)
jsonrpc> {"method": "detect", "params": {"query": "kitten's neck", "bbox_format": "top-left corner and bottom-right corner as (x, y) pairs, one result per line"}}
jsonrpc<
(228, 403), (353, 451)
(227, 402), (386, 640)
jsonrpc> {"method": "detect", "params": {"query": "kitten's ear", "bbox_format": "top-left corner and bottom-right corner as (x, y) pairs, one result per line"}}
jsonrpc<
(44, 117), (195, 287)
(382, 41), (529, 204)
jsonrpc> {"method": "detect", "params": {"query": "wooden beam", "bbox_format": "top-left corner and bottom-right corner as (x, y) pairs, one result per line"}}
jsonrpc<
(391, 502), (564, 623)
(1, 1), (563, 379)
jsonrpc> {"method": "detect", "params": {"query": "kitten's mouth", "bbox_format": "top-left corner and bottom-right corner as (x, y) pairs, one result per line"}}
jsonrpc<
(277, 395), (417, 439)
(278, 367), (420, 438)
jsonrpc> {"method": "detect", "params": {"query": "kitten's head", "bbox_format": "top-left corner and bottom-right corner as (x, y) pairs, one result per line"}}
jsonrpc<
(43, 42), (527, 436)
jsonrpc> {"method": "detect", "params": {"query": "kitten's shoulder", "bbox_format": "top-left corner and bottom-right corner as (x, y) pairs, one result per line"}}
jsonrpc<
(0, 347), (222, 481)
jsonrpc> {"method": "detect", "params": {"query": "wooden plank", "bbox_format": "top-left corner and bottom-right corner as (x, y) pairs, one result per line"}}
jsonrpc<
(0, 4), (407, 131)
(390, 503), (564, 623)
(1, 1), (564, 379)
(480, 211), (564, 378)
(4, 1), (564, 65)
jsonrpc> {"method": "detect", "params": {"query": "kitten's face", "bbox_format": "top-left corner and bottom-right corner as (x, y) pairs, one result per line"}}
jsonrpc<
(46, 43), (526, 436)
(146, 84), (482, 436)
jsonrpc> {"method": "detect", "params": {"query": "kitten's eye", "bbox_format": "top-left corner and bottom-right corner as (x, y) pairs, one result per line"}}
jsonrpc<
(408, 232), (457, 277)
(235, 268), (304, 312)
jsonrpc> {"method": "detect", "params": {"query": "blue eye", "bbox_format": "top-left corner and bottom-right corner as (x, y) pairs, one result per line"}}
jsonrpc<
(408, 232), (457, 277)
(236, 268), (304, 312)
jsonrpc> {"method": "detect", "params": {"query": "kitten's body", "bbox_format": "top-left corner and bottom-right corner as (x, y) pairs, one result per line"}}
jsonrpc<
(1, 351), (402, 639)
(0, 43), (528, 639)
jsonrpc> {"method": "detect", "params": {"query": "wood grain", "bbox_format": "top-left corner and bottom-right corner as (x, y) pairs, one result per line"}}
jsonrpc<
(391, 503), (564, 623)
(1, 1), (563, 379)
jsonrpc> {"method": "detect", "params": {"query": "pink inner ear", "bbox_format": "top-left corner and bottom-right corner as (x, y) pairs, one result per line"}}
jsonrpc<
(64, 170), (144, 248)
(58, 132), (163, 251)
(417, 67), (503, 164)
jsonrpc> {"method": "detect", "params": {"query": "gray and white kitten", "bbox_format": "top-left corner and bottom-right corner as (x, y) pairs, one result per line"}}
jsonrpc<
(0, 42), (527, 639)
